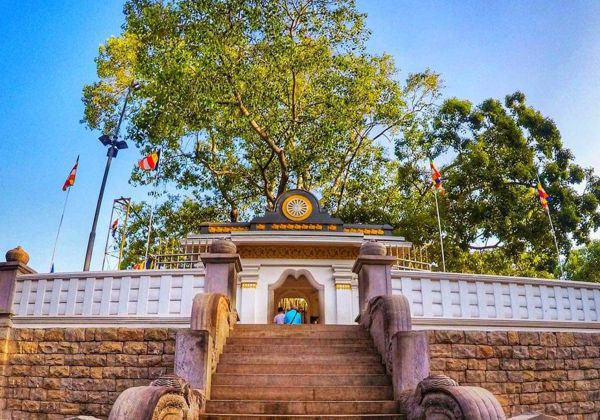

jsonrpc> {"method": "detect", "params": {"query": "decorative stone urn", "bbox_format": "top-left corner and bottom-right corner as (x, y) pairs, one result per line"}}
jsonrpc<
(5, 246), (29, 265)
(209, 239), (237, 254)
(359, 240), (387, 256)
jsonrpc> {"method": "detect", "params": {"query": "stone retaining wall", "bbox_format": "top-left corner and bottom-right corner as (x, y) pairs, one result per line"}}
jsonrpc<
(2, 327), (600, 419)
(0, 327), (176, 419)
(428, 330), (600, 419)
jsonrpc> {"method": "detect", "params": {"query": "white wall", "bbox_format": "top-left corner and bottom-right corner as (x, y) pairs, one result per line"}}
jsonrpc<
(12, 269), (204, 324)
(392, 271), (600, 331)
(236, 259), (358, 325)
(12, 266), (600, 331)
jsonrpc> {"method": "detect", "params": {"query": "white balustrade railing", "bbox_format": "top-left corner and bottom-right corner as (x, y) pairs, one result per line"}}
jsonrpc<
(10, 267), (600, 330)
(12, 269), (204, 324)
(392, 270), (600, 329)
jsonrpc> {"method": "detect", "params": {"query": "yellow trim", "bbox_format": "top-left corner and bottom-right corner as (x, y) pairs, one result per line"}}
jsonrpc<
(208, 226), (249, 233)
(238, 245), (357, 259)
(241, 282), (258, 289)
(343, 227), (385, 235)
(282, 195), (313, 221)
(335, 283), (352, 290)
(271, 223), (322, 231)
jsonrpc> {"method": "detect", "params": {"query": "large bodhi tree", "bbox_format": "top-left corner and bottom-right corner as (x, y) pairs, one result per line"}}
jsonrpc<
(84, 0), (600, 278)
(83, 0), (439, 221)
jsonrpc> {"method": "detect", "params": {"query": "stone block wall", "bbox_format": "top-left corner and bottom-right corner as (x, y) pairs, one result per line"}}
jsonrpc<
(2, 326), (600, 419)
(428, 330), (600, 419)
(0, 326), (176, 419)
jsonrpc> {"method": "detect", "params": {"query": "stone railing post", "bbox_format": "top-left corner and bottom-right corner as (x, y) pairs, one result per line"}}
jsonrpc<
(201, 239), (242, 311)
(353, 241), (426, 395)
(109, 294), (233, 420)
(109, 240), (242, 419)
(352, 240), (396, 314)
(0, 247), (35, 325)
(353, 241), (506, 418)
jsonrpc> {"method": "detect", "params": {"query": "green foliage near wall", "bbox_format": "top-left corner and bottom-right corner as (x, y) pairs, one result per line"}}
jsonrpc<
(564, 241), (600, 282)
(116, 197), (224, 269)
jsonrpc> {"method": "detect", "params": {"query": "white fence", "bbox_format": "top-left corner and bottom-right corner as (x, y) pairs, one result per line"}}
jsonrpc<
(12, 269), (204, 325)
(9, 267), (600, 330)
(392, 271), (600, 330)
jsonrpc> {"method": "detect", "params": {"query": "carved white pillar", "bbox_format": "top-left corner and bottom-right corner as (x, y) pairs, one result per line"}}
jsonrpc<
(238, 265), (259, 324)
(333, 264), (355, 324)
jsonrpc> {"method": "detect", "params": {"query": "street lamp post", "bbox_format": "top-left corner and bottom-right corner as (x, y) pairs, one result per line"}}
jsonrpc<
(83, 87), (133, 271)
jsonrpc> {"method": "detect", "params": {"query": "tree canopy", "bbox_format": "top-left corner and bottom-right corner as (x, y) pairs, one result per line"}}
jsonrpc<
(83, 0), (439, 220)
(84, 0), (600, 278)
(391, 93), (600, 276)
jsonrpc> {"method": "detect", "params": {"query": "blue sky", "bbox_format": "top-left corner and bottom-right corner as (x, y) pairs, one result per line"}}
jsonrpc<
(1, 1), (599, 272)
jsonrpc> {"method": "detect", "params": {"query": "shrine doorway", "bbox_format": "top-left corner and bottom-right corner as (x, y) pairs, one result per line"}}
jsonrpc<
(268, 269), (324, 324)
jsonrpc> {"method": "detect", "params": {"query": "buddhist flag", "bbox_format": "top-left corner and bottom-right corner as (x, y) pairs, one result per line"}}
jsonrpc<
(62, 156), (79, 191)
(111, 219), (118, 239)
(430, 161), (445, 194)
(138, 151), (160, 171)
(133, 260), (146, 270)
(537, 182), (550, 209)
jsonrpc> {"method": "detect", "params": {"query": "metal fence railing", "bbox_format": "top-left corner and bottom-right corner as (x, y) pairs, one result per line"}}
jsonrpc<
(149, 238), (433, 271)
(151, 238), (209, 270)
(386, 244), (432, 271)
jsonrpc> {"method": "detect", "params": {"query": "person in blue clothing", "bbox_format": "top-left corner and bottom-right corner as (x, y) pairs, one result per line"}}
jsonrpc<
(283, 304), (302, 324)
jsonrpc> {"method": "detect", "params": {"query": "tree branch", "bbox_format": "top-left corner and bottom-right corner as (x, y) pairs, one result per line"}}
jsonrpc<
(256, 150), (276, 208)
(234, 92), (289, 198)
(469, 241), (502, 250)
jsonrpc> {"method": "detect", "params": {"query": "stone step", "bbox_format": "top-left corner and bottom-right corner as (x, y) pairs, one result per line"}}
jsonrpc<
(202, 415), (404, 420)
(234, 324), (363, 331)
(205, 400), (400, 415)
(230, 330), (370, 339)
(210, 386), (394, 401)
(216, 363), (386, 375)
(230, 327), (370, 339)
(221, 344), (378, 356)
(226, 337), (374, 347)
(218, 353), (381, 365)
(212, 374), (392, 387)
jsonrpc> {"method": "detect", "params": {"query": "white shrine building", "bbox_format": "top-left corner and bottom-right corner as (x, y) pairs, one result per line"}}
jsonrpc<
(188, 189), (413, 325)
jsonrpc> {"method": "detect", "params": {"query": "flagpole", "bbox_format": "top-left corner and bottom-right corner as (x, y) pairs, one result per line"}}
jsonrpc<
(433, 188), (446, 272)
(50, 187), (71, 272)
(101, 202), (117, 271)
(117, 199), (131, 270)
(144, 152), (161, 267)
(545, 206), (563, 278)
(536, 174), (563, 278)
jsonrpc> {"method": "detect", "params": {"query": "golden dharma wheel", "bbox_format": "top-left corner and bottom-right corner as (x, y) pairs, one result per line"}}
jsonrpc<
(282, 194), (313, 221)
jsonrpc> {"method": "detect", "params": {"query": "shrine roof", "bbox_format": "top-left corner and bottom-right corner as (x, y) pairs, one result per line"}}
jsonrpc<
(197, 189), (394, 237)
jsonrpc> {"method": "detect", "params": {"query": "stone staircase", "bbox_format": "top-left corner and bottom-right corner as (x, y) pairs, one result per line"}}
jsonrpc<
(203, 324), (404, 419)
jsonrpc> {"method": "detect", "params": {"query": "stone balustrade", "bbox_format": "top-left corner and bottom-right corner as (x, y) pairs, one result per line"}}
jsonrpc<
(11, 269), (205, 326)
(392, 271), (600, 330)
(4, 256), (600, 332)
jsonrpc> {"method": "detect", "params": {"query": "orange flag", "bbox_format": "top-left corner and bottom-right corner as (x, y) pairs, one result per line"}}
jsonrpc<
(62, 156), (79, 191)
